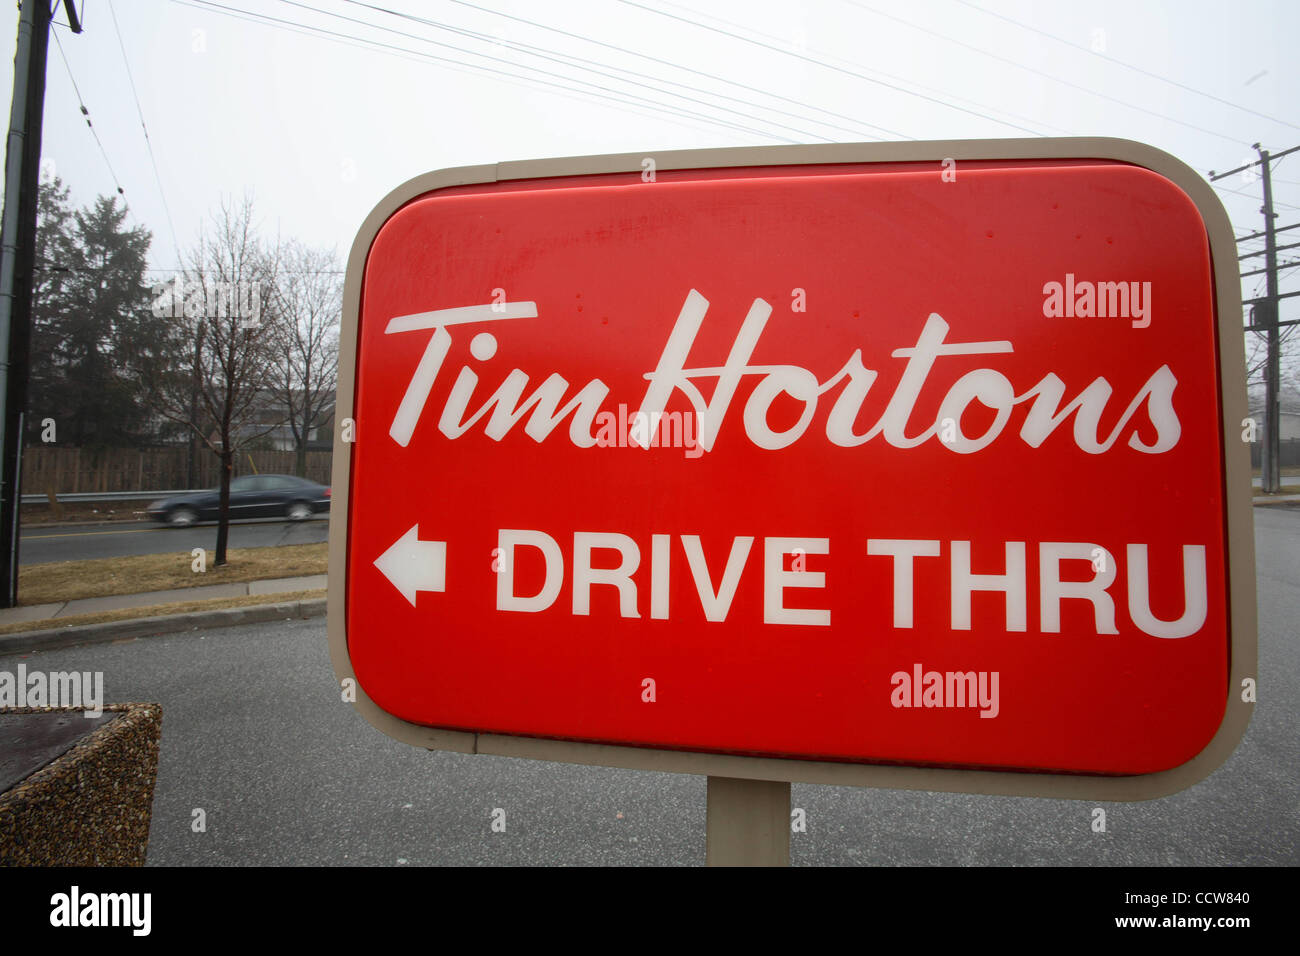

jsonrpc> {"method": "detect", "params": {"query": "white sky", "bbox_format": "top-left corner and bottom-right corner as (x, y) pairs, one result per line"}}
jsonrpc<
(4, 0), (1299, 314)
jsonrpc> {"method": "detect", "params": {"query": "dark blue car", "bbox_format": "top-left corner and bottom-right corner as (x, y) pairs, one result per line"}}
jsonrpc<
(146, 474), (331, 526)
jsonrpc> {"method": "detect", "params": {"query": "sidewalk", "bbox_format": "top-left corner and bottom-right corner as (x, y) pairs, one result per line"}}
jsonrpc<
(0, 574), (326, 629)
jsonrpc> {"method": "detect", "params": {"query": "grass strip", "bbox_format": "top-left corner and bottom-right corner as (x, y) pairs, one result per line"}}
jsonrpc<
(20, 542), (328, 605)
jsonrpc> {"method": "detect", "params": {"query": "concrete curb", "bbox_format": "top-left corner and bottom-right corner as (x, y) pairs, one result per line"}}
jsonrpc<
(0, 598), (327, 656)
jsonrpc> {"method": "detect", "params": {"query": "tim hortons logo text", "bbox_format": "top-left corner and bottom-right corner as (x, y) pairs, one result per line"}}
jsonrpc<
(383, 289), (1180, 455)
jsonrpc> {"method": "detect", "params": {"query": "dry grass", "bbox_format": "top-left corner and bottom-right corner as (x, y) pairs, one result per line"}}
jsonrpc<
(22, 502), (155, 525)
(0, 589), (325, 637)
(19, 542), (328, 606)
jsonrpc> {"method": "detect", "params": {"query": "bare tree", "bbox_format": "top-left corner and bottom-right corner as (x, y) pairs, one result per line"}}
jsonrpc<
(266, 241), (340, 477)
(142, 195), (281, 565)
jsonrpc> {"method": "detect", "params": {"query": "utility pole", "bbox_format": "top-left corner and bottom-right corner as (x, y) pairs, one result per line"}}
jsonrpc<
(0, 1), (81, 608)
(1258, 144), (1281, 495)
(1211, 143), (1300, 495)
(0, 0), (54, 610)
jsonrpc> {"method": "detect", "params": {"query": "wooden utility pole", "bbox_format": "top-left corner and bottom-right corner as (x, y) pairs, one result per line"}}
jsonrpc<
(1212, 144), (1300, 494)
(1, 2), (50, 607)
(0, 2), (84, 606)
(1258, 145), (1282, 494)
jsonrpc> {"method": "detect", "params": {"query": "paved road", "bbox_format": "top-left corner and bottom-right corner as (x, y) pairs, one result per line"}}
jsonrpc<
(2, 509), (1296, 865)
(18, 517), (330, 566)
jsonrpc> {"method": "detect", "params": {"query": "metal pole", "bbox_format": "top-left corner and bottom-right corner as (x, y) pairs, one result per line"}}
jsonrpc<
(1258, 146), (1281, 494)
(706, 776), (790, 866)
(0, 0), (52, 607)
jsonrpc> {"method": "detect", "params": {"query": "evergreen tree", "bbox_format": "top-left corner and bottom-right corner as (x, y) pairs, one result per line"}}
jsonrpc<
(29, 178), (77, 441)
(27, 180), (164, 447)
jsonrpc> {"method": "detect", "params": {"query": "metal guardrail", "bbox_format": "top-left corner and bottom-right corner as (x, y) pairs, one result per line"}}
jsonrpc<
(20, 490), (197, 505)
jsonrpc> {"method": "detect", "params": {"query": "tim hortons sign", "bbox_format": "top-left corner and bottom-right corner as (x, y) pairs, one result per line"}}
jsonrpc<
(328, 139), (1256, 800)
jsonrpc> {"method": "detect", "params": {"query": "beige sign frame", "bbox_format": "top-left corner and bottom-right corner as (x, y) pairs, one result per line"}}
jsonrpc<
(328, 137), (1256, 802)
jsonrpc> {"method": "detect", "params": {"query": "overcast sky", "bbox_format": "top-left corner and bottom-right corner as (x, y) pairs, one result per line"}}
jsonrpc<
(4, 0), (1298, 311)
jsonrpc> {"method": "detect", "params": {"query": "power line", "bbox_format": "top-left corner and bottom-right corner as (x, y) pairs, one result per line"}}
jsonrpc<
(1213, 180), (1300, 211)
(444, 0), (909, 140)
(1242, 258), (1300, 279)
(615, 0), (1046, 136)
(336, 0), (889, 143)
(145, 266), (344, 274)
(1236, 222), (1300, 243)
(952, 0), (1300, 134)
(182, 0), (799, 143)
(176, 0), (799, 144)
(37, 260), (346, 275)
(840, 0), (1250, 148)
(299, 0), (840, 144)
(173, 0), (451, 67)
(1240, 240), (1300, 261)
(275, 0), (808, 143)
(107, 0), (184, 267)
(654, 0), (1069, 137)
(49, 26), (126, 198)
(1210, 145), (1300, 179)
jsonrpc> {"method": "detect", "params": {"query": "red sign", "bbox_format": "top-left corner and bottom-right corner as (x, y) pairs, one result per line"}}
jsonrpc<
(330, 141), (1255, 795)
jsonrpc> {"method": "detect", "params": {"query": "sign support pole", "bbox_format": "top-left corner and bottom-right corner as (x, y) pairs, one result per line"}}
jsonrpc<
(705, 776), (790, 866)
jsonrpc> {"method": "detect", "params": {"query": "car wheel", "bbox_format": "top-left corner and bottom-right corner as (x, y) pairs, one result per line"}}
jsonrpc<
(286, 502), (312, 521)
(167, 507), (199, 527)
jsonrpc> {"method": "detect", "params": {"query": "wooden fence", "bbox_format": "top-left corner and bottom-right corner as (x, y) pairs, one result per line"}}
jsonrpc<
(1250, 438), (1300, 469)
(22, 445), (334, 494)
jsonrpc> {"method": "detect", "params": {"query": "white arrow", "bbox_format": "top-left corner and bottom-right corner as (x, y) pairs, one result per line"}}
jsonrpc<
(374, 525), (446, 607)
